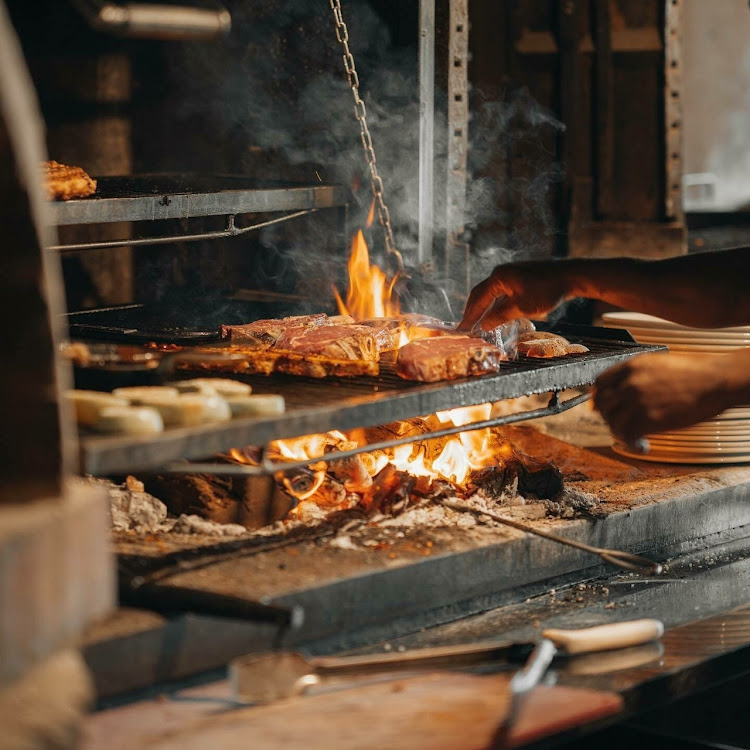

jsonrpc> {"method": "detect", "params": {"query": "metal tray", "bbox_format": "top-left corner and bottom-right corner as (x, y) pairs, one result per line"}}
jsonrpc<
(81, 325), (664, 475)
(50, 174), (349, 226)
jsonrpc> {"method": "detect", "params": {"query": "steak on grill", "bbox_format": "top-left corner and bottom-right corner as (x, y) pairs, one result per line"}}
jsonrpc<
(219, 314), (328, 349)
(275, 324), (380, 361)
(396, 335), (505, 382)
(185, 347), (379, 378)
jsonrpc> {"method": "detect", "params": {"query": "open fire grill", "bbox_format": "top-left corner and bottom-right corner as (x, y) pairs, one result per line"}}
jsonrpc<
(9, 2), (750, 744)
(81, 326), (662, 475)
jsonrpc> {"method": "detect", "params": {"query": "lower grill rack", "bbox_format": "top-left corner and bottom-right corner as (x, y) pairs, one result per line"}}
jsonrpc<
(81, 325), (664, 475)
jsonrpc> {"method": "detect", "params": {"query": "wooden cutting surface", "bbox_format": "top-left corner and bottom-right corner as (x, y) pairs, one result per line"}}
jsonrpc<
(92, 672), (622, 750)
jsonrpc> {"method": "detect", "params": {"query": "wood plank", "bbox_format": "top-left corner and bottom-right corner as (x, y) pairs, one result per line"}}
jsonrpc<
(124, 672), (623, 750)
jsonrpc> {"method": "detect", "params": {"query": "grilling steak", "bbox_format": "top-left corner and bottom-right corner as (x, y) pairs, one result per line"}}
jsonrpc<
(220, 314), (328, 349)
(186, 347), (379, 378)
(42, 160), (97, 201)
(396, 335), (505, 382)
(275, 324), (380, 361)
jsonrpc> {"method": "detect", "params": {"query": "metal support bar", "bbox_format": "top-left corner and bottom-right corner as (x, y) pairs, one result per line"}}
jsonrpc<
(161, 391), (591, 477)
(664, 0), (684, 221)
(72, 0), (231, 41)
(418, 0), (435, 264)
(445, 0), (470, 292)
(48, 208), (318, 253)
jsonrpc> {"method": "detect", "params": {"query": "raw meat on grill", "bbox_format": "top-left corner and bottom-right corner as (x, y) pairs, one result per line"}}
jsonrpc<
(275, 324), (380, 361)
(396, 335), (505, 382)
(219, 314), (328, 349)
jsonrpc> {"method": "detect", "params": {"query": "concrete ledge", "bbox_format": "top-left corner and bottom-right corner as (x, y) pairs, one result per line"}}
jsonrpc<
(0, 481), (115, 687)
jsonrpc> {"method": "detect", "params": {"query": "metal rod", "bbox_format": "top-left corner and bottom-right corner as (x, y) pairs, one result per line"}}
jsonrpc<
(48, 208), (318, 253)
(161, 391), (592, 477)
(439, 500), (663, 576)
(72, 0), (231, 41)
(418, 0), (435, 264)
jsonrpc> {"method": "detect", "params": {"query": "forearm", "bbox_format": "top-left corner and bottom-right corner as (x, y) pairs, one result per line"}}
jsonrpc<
(561, 248), (750, 328)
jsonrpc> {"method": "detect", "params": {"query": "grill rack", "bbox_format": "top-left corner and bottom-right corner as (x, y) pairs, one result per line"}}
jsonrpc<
(166, 390), (591, 477)
(48, 174), (349, 252)
(81, 325), (665, 475)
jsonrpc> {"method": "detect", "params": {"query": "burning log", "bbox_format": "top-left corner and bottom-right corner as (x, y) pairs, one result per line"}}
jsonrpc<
(362, 463), (416, 515)
(467, 446), (564, 501)
(270, 480), (298, 522)
(358, 418), (432, 448)
(235, 475), (276, 529)
(324, 439), (372, 493)
(142, 474), (241, 526)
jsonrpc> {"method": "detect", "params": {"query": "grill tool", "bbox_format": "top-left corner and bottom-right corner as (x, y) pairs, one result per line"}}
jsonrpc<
(492, 619), (664, 747)
(230, 619), (663, 705)
(440, 500), (663, 576)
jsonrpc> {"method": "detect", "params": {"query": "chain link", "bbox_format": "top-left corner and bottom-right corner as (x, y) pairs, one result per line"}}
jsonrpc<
(329, 0), (403, 271)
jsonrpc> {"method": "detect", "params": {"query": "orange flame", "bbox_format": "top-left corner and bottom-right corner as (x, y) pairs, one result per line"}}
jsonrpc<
(228, 404), (504, 514)
(334, 230), (400, 320)
(366, 199), (376, 228)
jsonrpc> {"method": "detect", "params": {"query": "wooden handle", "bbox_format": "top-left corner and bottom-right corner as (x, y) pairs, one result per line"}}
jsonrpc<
(542, 619), (664, 655)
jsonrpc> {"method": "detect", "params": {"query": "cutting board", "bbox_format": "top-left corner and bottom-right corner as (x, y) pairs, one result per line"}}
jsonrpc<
(142, 671), (623, 750)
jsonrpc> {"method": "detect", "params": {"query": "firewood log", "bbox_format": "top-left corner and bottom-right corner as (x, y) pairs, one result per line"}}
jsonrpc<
(143, 474), (241, 525)
(360, 417), (431, 446)
(362, 464), (416, 515)
(468, 447), (563, 500)
(235, 475), (275, 529)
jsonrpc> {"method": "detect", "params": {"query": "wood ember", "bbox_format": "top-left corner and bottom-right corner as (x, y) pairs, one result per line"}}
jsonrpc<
(143, 474), (241, 526)
(359, 418), (432, 445)
(467, 447), (564, 501)
(270, 481), (298, 522)
(235, 475), (275, 529)
(324, 442), (372, 493)
(362, 464), (416, 515)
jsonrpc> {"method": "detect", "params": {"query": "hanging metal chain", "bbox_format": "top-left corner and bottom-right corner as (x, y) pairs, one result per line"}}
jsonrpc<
(329, 0), (403, 271)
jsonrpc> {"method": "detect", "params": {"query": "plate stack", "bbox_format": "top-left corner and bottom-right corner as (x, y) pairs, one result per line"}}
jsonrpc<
(601, 312), (750, 464)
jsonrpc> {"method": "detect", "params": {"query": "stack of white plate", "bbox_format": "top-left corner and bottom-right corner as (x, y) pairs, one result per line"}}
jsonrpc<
(601, 312), (750, 464)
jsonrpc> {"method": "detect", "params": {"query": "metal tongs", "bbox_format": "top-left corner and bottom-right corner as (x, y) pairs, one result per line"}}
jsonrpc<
(440, 500), (663, 576)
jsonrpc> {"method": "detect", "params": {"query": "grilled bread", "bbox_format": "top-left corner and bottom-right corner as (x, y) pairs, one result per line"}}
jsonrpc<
(42, 160), (97, 201)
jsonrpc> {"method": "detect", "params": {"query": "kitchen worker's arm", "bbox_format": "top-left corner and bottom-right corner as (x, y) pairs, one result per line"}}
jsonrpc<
(593, 348), (750, 442)
(459, 247), (750, 331)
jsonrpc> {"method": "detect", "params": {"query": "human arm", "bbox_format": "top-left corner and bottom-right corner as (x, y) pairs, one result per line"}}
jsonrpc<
(459, 248), (750, 331)
(593, 348), (750, 442)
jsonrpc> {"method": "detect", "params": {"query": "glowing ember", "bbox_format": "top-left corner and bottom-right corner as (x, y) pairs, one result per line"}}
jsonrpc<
(334, 229), (400, 320)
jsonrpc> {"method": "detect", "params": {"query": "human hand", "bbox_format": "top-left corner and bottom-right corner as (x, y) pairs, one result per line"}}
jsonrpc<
(593, 352), (729, 442)
(458, 261), (570, 331)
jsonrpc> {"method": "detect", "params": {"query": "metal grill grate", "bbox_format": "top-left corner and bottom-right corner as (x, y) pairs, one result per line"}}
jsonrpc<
(81, 325), (664, 475)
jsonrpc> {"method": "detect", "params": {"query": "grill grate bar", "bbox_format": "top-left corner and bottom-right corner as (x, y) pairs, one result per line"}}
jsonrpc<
(163, 391), (590, 477)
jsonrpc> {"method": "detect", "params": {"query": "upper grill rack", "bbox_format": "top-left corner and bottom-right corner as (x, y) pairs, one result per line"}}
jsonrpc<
(50, 174), (349, 226)
(81, 325), (663, 475)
